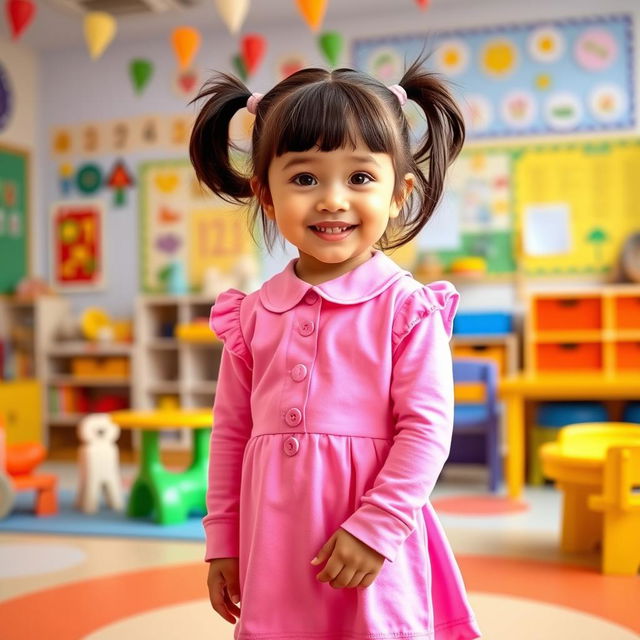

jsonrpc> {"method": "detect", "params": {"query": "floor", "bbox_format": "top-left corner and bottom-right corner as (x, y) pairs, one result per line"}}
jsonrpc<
(0, 464), (638, 639)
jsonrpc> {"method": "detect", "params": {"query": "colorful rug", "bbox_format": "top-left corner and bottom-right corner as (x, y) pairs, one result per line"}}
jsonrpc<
(0, 489), (205, 541)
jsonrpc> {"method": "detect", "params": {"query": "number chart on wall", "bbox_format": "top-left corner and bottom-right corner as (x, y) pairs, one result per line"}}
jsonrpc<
(139, 160), (259, 293)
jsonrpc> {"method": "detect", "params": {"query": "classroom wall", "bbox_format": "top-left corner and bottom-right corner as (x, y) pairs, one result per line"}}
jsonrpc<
(0, 37), (39, 277)
(36, 0), (640, 316)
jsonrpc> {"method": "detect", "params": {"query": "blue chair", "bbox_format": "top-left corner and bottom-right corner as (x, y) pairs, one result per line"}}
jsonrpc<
(449, 358), (501, 492)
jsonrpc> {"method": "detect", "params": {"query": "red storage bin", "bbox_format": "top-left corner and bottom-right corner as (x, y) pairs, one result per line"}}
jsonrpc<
(535, 297), (602, 331)
(615, 342), (640, 371)
(536, 342), (602, 372)
(614, 296), (640, 330)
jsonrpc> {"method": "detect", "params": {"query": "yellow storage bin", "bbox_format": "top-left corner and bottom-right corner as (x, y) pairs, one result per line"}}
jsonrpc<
(0, 379), (42, 445)
(71, 357), (130, 378)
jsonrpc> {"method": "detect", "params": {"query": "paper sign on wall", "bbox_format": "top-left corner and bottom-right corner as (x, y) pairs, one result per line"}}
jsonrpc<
(524, 203), (572, 256)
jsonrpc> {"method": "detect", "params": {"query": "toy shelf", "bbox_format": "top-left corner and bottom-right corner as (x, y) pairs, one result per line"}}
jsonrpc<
(525, 285), (640, 375)
(135, 294), (220, 450)
(45, 339), (134, 457)
(0, 296), (71, 447)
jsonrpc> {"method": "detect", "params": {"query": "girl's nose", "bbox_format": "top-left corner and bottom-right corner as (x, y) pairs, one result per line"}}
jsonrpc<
(317, 185), (349, 212)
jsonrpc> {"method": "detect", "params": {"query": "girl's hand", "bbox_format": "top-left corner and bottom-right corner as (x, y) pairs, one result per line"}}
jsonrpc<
(207, 557), (241, 624)
(311, 528), (385, 589)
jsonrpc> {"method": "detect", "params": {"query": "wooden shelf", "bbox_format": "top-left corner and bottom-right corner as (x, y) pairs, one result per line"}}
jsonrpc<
(147, 381), (182, 394)
(49, 375), (131, 387)
(188, 381), (218, 394)
(47, 413), (84, 426)
(146, 339), (179, 349)
(48, 342), (133, 356)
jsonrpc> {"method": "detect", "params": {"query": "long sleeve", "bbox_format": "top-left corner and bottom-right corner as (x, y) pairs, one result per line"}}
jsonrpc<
(340, 282), (459, 563)
(203, 289), (253, 561)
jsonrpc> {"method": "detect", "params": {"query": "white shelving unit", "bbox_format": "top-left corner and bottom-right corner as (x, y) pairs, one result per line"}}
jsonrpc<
(0, 295), (71, 446)
(44, 339), (135, 455)
(135, 294), (221, 449)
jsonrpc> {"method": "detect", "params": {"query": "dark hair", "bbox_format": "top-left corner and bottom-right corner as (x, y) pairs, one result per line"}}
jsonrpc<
(189, 57), (465, 253)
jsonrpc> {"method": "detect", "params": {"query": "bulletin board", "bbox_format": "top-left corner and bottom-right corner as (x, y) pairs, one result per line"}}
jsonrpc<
(139, 159), (259, 293)
(514, 139), (640, 277)
(352, 13), (634, 139)
(415, 138), (640, 278)
(0, 144), (29, 293)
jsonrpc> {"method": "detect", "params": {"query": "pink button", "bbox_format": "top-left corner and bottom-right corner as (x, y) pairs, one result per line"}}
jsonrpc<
(291, 364), (307, 382)
(283, 436), (299, 456)
(284, 407), (302, 427)
(304, 291), (319, 305)
(299, 320), (315, 336)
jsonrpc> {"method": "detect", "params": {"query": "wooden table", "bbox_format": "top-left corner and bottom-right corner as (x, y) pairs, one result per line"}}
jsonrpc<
(539, 423), (640, 553)
(499, 373), (640, 498)
(109, 409), (212, 524)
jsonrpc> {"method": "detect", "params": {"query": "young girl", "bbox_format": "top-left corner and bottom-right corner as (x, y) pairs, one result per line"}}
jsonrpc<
(189, 59), (481, 639)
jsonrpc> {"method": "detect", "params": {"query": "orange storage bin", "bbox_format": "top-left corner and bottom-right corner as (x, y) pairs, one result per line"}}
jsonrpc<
(615, 342), (640, 371)
(453, 345), (506, 375)
(535, 297), (602, 331)
(614, 296), (640, 330)
(536, 342), (602, 372)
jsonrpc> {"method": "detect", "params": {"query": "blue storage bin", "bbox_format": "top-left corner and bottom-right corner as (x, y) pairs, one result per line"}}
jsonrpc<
(537, 402), (609, 428)
(453, 312), (513, 335)
(623, 402), (640, 424)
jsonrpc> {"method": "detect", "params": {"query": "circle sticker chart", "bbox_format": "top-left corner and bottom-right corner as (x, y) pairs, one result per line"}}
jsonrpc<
(352, 14), (634, 139)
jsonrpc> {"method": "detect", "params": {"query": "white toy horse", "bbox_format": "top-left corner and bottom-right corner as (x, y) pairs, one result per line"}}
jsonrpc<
(76, 414), (124, 514)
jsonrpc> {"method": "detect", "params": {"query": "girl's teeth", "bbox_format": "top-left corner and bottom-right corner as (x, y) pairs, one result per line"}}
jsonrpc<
(315, 226), (350, 233)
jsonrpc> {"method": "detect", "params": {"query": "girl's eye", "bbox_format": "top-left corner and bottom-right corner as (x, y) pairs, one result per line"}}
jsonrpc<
(292, 174), (317, 186)
(350, 172), (373, 185)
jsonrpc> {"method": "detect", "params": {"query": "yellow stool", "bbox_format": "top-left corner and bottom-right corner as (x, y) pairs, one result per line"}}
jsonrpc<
(528, 426), (561, 485)
(588, 445), (640, 575)
(540, 423), (640, 566)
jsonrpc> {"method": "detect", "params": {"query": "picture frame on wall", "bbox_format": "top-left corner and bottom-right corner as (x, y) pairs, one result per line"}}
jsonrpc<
(50, 200), (105, 291)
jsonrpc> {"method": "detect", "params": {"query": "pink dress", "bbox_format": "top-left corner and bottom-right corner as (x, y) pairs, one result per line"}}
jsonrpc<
(205, 249), (481, 639)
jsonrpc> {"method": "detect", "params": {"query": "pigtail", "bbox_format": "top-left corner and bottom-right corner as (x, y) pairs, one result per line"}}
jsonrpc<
(189, 72), (253, 203)
(400, 56), (465, 215)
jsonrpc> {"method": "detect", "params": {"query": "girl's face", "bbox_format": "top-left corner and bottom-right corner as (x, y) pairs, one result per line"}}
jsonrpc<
(258, 140), (414, 280)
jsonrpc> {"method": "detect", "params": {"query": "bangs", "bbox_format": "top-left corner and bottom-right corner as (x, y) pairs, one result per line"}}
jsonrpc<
(270, 82), (399, 156)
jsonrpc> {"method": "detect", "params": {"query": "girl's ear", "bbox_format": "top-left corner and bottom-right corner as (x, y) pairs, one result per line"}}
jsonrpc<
(250, 177), (275, 220)
(390, 173), (415, 219)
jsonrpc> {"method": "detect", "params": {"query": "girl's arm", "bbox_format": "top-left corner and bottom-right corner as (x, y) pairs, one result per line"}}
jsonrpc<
(340, 285), (458, 563)
(203, 293), (253, 561)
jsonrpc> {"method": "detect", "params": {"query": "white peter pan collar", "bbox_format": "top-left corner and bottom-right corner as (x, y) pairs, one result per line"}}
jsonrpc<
(259, 250), (411, 313)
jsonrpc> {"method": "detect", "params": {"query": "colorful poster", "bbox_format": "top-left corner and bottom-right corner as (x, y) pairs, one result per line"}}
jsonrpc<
(352, 14), (634, 138)
(416, 148), (517, 274)
(50, 201), (104, 290)
(139, 160), (259, 293)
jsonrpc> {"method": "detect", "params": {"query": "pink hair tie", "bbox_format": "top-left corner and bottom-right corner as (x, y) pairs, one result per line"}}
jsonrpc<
(387, 84), (407, 107)
(246, 92), (264, 115)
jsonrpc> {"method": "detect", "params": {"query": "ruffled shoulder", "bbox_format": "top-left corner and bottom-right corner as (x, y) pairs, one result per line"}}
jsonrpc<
(392, 281), (460, 351)
(209, 288), (250, 362)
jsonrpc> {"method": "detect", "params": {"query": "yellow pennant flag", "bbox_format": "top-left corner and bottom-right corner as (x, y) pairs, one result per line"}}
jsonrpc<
(84, 11), (117, 60)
